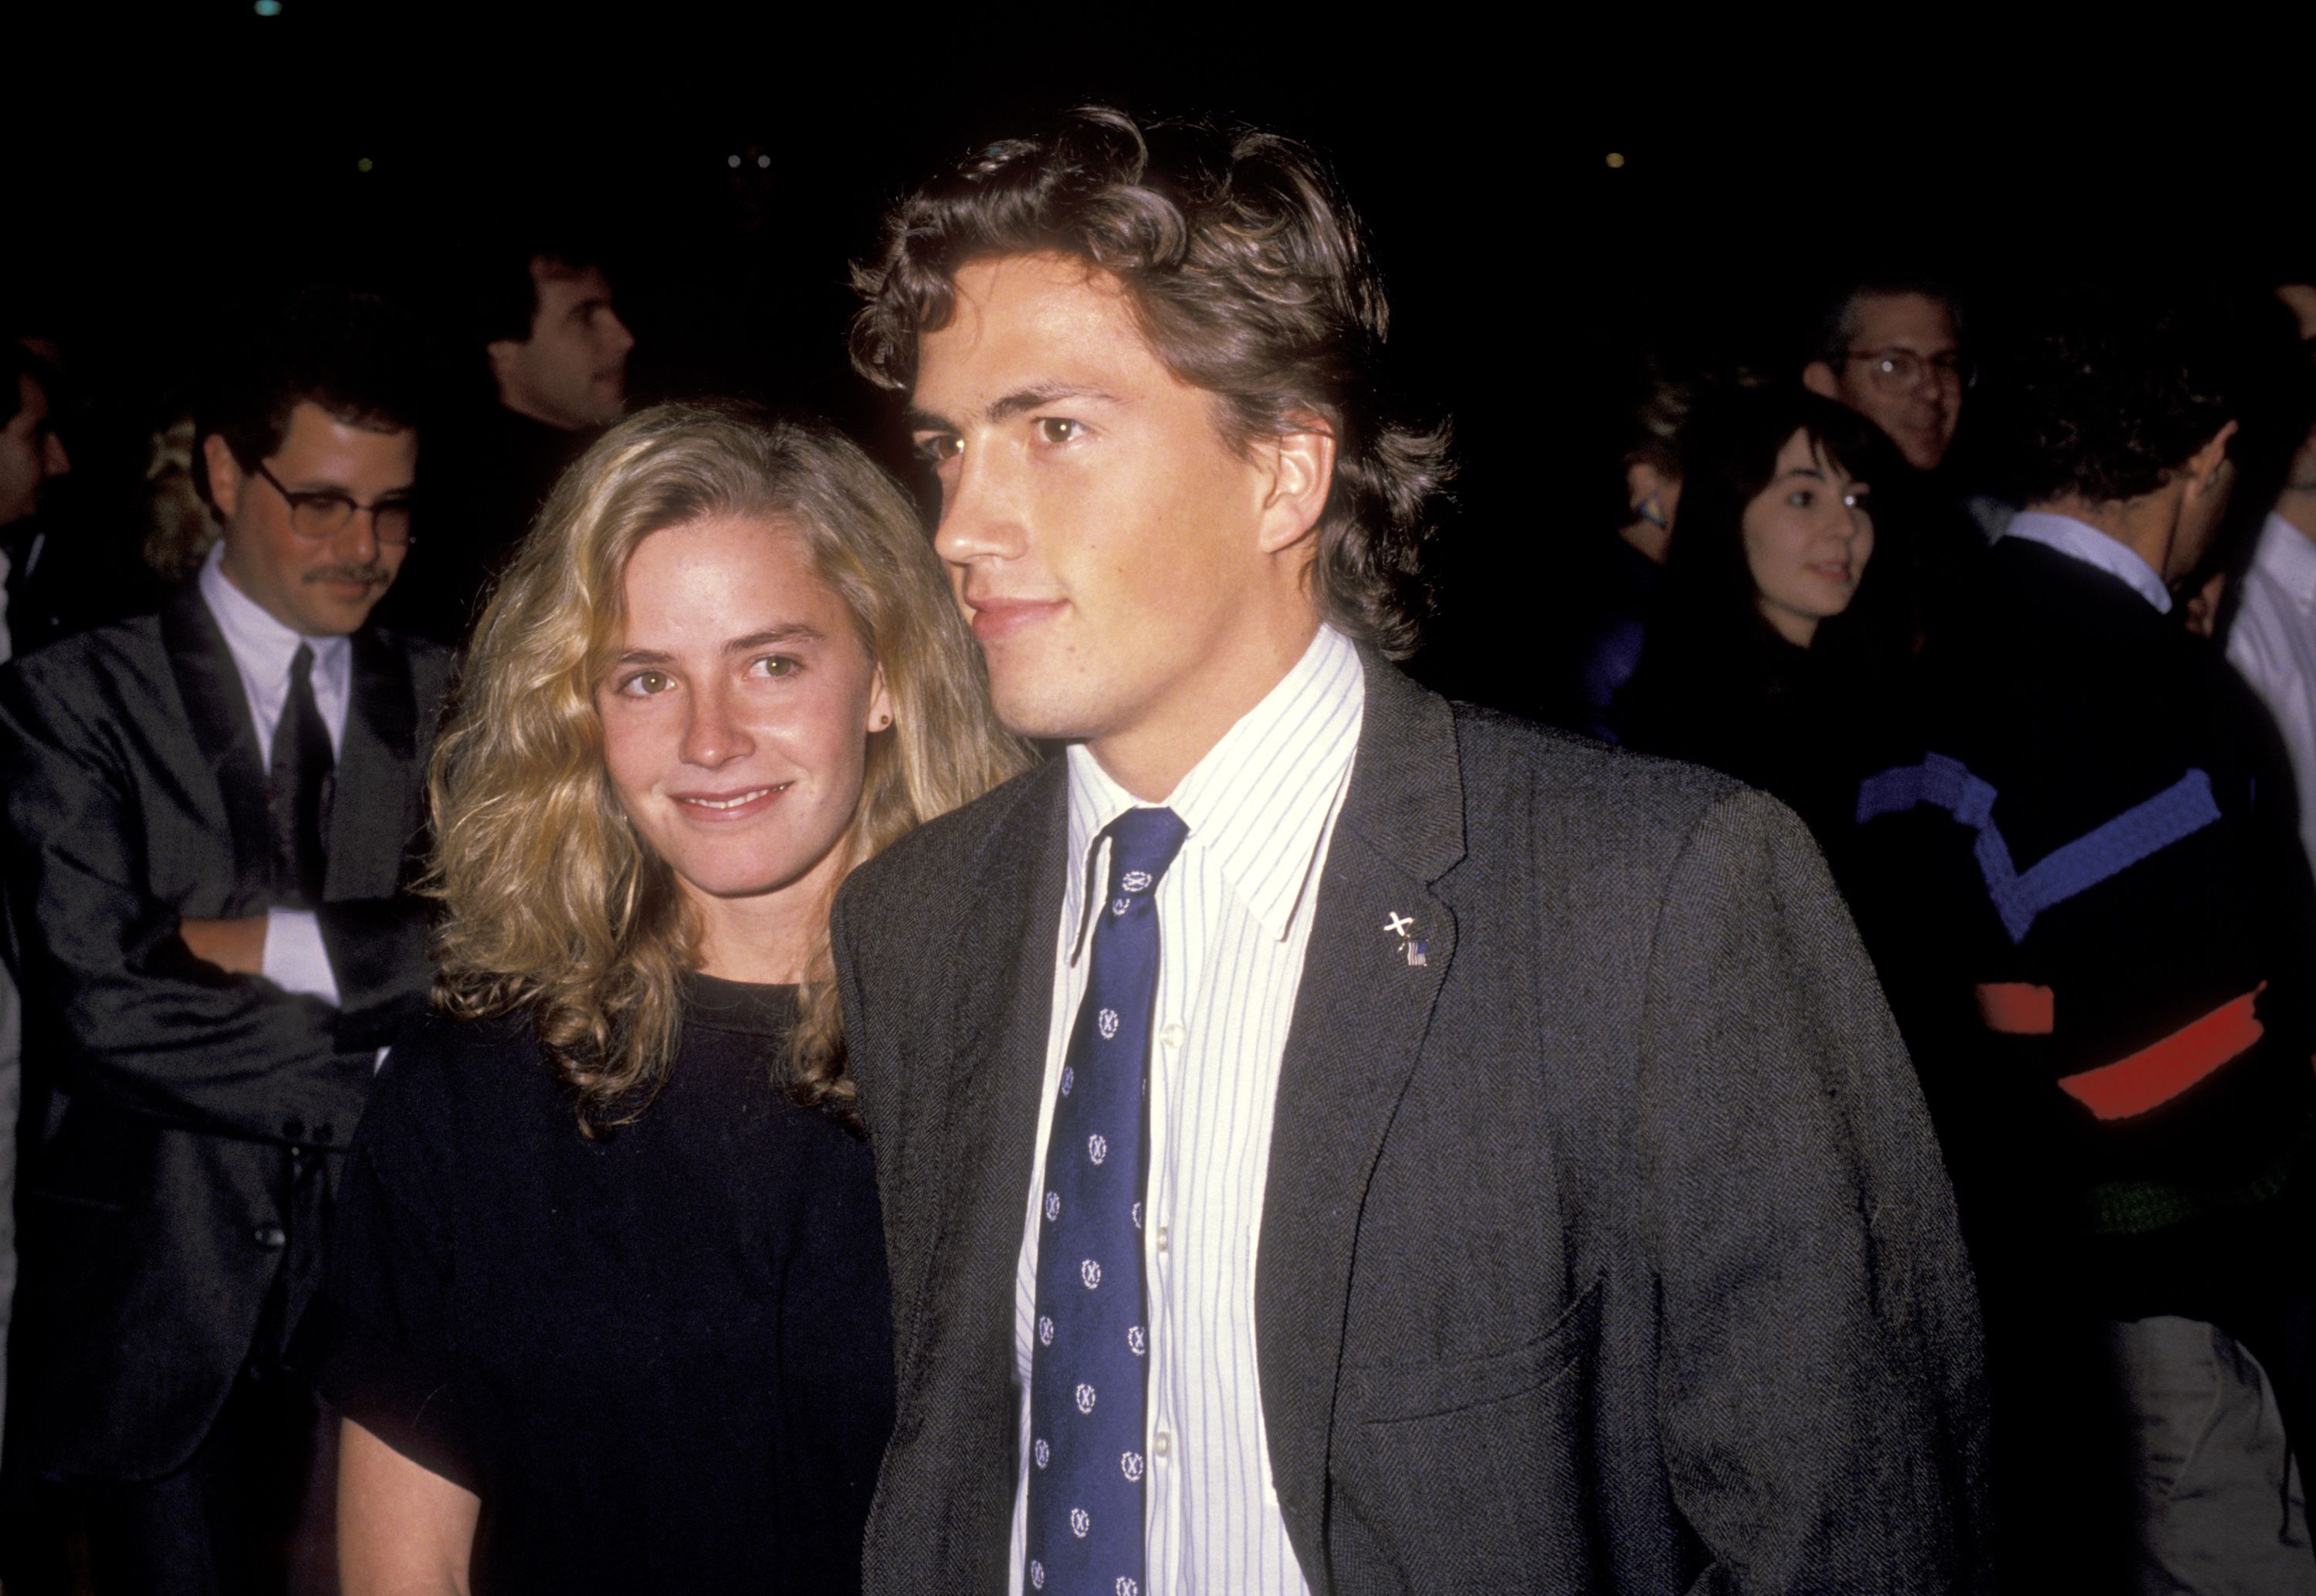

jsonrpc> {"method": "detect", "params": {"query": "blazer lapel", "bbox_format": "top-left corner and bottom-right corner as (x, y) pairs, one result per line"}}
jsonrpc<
(327, 627), (421, 897)
(891, 765), (1071, 1487)
(1256, 654), (1467, 1573)
(158, 583), (270, 900)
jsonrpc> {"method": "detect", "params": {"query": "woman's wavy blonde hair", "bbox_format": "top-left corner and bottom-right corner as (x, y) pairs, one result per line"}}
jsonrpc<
(428, 403), (1029, 1135)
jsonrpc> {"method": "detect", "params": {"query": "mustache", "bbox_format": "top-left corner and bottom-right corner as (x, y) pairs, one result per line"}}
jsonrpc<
(304, 563), (392, 587)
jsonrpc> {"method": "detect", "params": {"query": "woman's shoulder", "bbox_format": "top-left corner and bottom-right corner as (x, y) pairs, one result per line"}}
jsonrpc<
(367, 1006), (554, 1134)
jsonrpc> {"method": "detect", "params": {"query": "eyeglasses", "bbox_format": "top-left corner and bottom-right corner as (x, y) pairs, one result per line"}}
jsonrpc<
(1845, 347), (1976, 393)
(252, 462), (415, 546)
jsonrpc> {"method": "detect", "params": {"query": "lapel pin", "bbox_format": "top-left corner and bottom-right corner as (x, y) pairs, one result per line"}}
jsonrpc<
(1384, 912), (1412, 937)
(1384, 912), (1427, 966)
(1406, 940), (1427, 967)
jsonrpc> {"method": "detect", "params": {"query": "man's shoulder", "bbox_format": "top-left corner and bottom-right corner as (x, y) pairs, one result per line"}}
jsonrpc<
(355, 624), (458, 698)
(1443, 699), (1756, 859)
(839, 758), (1065, 935)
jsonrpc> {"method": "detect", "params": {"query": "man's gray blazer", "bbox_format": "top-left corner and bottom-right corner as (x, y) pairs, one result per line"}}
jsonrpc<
(832, 654), (1992, 1594)
(0, 583), (452, 1479)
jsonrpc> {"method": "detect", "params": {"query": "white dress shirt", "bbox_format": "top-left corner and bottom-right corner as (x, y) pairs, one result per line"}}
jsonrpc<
(2003, 510), (2172, 613)
(2228, 512), (2316, 884)
(198, 543), (350, 1006)
(1008, 624), (1365, 1596)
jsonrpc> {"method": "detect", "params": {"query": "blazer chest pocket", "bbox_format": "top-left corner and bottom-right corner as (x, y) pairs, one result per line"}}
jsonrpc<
(1329, 1276), (1603, 1593)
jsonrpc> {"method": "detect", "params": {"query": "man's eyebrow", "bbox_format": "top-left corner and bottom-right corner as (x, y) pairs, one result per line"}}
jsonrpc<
(905, 383), (1120, 433)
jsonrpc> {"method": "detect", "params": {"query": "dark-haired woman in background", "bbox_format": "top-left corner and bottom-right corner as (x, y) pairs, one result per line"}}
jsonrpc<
(317, 405), (1027, 1594)
(1614, 385), (1911, 841)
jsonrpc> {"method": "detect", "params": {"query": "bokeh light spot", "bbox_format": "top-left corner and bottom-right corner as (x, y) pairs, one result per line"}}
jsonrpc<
(756, 154), (770, 169)
(1606, 152), (1626, 169)
(254, 0), (282, 13)
(726, 154), (741, 168)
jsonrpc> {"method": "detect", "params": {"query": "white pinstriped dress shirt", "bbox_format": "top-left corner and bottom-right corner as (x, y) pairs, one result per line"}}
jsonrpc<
(1007, 624), (1364, 1596)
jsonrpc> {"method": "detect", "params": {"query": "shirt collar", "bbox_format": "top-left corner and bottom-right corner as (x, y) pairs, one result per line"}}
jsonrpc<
(197, 541), (353, 687)
(2253, 512), (2316, 610)
(2003, 511), (2172, 613)
(1062, 624), (1366, 962)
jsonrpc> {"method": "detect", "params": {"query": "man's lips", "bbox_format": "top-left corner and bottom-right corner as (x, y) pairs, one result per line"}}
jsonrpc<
(669, 783), (790, 820)
(964, 597), (1063, 641)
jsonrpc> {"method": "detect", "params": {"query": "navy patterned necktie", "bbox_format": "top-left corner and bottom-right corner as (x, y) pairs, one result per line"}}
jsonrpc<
(1027, 806), (1189, 1596)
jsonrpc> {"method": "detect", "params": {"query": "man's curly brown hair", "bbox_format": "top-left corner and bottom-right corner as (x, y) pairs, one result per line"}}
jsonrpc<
(849, 105), (1452, 659)
(2015, 295), (2236, 506)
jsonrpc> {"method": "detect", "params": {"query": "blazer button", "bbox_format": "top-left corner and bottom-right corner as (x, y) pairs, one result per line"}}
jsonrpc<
(254, 1224), (287, 1251)
(282, 1117), (306, 1142)
(314, 1123), (335, 1145)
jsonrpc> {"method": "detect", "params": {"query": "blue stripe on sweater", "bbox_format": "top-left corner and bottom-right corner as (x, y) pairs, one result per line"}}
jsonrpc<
(1857, 753), (2220, 943)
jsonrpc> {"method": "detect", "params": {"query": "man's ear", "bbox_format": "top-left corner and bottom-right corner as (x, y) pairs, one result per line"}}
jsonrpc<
(1801, 361), (1840, 401)
(2188, 419), (2240, 498)
(484, 338), (526, 404)
(201, 433), (244, 521)
(1254, 424), (1336, 556)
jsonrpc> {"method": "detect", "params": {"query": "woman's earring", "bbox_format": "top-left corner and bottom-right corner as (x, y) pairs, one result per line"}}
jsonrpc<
(1636, 494), (1668, 529)
(874, 712), (892, 730)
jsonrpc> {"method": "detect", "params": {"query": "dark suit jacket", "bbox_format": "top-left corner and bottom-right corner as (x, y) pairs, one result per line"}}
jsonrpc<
(0, 583), (452, 1479)
(832, 654), (1992, 1594)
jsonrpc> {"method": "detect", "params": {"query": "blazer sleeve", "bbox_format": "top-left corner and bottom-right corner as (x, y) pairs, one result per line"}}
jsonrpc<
(0, 660), (378, 1145)
(1638, 788), (1993, 1594)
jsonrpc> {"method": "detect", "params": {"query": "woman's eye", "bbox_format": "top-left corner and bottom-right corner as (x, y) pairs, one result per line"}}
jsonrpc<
(1035, 418), (1084, 445)
(621, 670), (672, 696)
(748, 655), (798, 679)
(1788, 489), (1815, 508)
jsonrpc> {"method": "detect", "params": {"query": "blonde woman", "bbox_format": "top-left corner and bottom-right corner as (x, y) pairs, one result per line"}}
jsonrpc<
(314, 405), (1026, 1594)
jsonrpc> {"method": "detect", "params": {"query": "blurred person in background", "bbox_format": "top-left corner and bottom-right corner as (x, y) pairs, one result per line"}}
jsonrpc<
(0, 289), (449, 1596)
(1803, 279), (1969, 475)
(373, 227), (637, 645)
(2225, 282), (2316, 888)
(1845, 292), (2316, 1592)
(1539, 359), (1695, 741)
(1615, 384), (1908, 843)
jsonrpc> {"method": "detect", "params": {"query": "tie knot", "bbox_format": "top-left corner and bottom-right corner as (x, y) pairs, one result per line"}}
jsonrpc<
(289, 642), (314, 688)
(1102, 806), (1187, 897)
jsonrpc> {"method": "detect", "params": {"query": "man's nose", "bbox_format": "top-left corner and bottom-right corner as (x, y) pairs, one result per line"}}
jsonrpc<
(42, 435), (69, 478)
(930, 448), (1024, 567)
(604, 309), (636, 363)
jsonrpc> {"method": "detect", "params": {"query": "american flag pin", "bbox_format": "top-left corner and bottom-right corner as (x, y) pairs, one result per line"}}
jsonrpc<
(1406, 940), (1428, 967)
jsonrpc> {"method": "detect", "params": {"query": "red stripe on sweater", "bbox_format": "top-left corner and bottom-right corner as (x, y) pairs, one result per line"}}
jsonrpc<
(2057, 985), (2267, 1121)
(1976, 982), (2054, 1035)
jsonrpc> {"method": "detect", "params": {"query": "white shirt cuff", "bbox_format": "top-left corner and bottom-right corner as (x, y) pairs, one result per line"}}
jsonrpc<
(262, 908), (342, 1007)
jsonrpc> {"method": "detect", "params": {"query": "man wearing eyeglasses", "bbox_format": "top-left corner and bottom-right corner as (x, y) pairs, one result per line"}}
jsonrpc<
(0, 289), (452, 1594)
(1803, 282), (1970, 474)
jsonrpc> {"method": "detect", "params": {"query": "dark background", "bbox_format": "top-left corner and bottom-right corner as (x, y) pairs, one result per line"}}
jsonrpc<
(12, 7), (2316, 705)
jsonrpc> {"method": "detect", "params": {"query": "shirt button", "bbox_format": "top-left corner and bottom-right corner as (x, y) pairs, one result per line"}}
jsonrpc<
(1154, 1431), (1171, 1458)
(253, 1224), (287, 1250)
(1156, 1226), (1170, 1254)
(1160, 1023), (1185, 1049)
(282, 1117), (306, 1141)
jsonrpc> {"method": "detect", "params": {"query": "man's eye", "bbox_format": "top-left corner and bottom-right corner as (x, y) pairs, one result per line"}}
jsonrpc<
(1035, 418), (1084, 445)
(747, 656), (798, 679)
(916, 435), (963, 464)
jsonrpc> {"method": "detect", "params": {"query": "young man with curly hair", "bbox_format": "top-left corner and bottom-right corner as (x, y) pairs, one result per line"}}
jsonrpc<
(1849, 295), (2316, 1591)
(832, 107), (1991, 1594)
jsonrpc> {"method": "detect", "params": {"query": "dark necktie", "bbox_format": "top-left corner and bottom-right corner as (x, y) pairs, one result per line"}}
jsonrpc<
(1026, 806), (1188, 1596)
(268, 644), (334, 908)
